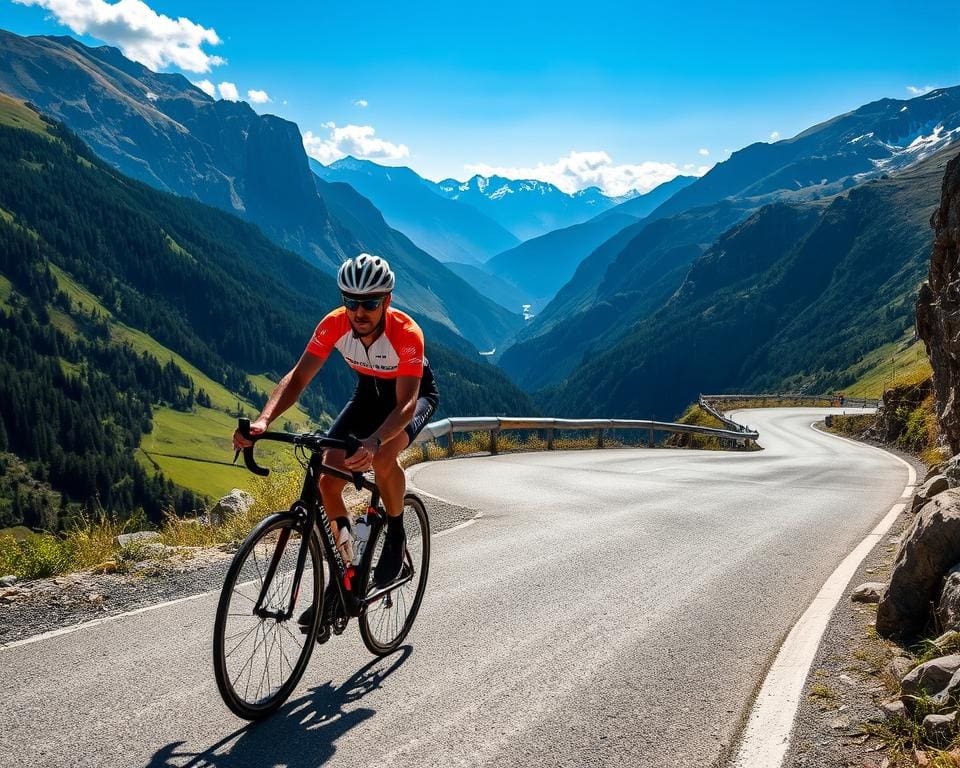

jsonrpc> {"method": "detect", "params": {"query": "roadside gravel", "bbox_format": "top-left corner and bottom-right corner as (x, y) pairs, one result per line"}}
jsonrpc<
(0, 492), (476, 646)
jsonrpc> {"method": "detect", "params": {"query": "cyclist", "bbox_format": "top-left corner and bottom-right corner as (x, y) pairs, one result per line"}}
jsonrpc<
(232, 253), (439, 634)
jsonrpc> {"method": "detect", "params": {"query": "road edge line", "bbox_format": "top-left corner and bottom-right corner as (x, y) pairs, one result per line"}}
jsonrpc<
(730, 423), (915, 768)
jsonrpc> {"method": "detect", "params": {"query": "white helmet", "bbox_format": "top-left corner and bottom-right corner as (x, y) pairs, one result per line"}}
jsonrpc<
(337, 253), (395, 295)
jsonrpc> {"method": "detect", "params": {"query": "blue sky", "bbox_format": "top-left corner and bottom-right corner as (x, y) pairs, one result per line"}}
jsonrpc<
(2, 0), (959, 194)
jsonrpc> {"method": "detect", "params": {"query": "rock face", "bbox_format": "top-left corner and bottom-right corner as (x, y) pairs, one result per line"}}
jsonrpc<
(877, 490), (960, 638)
(917, 151), (960, 453)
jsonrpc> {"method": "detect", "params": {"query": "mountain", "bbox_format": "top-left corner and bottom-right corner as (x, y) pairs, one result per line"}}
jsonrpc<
(498, 86), (960, 394)
(646, 86), (960, 222)
(310, 157), (519, 264)
(0, 30), (351, 270)
(484, 212), (639, 310)
(498, 199), (754, 389)
(540, 144), (958, 420)
(433, 175), (628, 240)
(0, 94), (535, 527)
(0, 30), (520, 353)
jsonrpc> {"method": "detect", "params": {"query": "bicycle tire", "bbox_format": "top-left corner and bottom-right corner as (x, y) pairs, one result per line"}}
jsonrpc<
(213, 512), (323, 720)
(359, 493), (430, 655)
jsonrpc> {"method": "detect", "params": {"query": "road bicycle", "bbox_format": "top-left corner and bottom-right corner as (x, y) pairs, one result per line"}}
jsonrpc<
(212, 418), (430, 720)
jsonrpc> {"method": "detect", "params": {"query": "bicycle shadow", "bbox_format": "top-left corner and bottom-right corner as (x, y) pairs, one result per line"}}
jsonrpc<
(146, 646), (412, 768)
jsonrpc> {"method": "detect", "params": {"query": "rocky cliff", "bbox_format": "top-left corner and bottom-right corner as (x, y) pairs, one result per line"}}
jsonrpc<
(917, 152), (960, 452)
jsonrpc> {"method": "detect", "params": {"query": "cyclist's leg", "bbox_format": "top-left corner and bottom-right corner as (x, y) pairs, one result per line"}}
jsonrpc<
(371, 396), (436, 584)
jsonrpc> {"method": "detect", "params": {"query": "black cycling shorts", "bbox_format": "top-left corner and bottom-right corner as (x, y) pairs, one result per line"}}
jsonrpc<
(327, 362), (439, 447)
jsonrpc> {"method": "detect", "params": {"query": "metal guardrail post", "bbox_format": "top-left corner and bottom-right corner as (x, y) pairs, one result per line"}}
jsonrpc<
(447, 433), (455, 458)
(597, 428), (604, 448)
(546, 428), (554, 450)
(490, 428), (499, 455)
(648, 427), (654, 447)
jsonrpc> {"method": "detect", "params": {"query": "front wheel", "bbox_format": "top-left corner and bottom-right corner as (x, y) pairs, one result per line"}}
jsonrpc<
(213, 511), (323, 720)
(359, 494), (431, 655)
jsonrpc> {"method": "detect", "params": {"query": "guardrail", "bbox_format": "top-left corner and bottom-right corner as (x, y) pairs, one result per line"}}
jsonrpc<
(701, 393), (882, 409)
(411, 415), (760, 458)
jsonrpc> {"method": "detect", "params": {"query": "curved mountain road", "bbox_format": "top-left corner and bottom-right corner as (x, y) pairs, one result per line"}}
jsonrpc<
(0, 408), (910, 768)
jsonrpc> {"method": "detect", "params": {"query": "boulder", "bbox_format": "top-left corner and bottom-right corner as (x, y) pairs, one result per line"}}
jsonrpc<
(938, 567), (960, 630)
(115, 531), (160, 548)
(926, 463), (946, 483)
(877, 489), (960, 639)
(916, 152), (960, 453)
(923, 711), (957, 743)
(900, 655), (960, 698)
(913, 475), (950, 513)
(852, 582), (886, 603)
(932, 668), (960, 707)
(880, 698), (907, 720)
(0, 575), (16, 587)
(209, 489), (255, 526)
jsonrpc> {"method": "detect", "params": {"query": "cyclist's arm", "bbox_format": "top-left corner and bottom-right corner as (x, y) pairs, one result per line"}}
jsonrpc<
(232, 351), (324, 450)
(369, 375), (420, 446)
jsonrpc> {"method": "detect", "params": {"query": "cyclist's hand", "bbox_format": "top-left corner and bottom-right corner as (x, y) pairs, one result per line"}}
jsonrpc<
(232, 418), (268, 451)
(343, 438), (377, 471)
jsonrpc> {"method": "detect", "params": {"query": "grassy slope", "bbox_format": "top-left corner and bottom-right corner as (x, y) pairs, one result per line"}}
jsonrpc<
(840, 330), (932, 398)
(25, 263), (315, 499)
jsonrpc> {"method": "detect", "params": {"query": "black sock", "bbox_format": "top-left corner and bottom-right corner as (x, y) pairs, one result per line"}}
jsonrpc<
(386, 513), (404, 538)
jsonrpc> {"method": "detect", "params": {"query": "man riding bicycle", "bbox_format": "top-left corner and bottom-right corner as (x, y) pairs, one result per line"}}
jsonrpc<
(232, 253), (439, 635)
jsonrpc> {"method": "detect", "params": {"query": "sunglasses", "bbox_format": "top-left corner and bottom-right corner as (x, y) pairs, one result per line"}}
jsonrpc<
(342, 295), (385, 311)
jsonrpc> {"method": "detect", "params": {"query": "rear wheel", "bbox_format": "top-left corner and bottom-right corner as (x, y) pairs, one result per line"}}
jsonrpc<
(213, 512), (323, 720)
(359, 494), (430, 655)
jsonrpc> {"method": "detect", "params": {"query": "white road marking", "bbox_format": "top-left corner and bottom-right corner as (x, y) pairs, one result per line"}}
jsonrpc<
(901, 485), (916, 498)
(731, 425), (914, 768)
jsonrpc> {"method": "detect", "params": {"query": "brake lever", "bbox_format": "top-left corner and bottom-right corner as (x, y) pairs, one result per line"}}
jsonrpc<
(237, 418), (270, 477)
(345, 435), (365, 491)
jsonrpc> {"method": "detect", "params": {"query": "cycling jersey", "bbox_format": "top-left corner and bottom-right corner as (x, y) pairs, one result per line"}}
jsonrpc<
(305, 306), (424, 379)
(304, 306), (439, 445)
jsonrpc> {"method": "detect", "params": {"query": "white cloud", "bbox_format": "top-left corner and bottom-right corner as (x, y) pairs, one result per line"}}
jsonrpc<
(698, 148), (710, 156)
(217, 82), (239, 101)
(353, 99), (368, 108)
(193, 79), (216, 97)
(464, 150), (698, 196)
(302, 123), (410, 165)
(247, 89), (270, 104)
(13, 0), (224, 73)
(907, 85), (935, 96)
(769, 131), (780, 141)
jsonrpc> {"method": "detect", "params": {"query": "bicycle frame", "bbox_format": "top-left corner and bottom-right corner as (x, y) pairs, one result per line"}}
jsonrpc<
(251, 451), (413, 623)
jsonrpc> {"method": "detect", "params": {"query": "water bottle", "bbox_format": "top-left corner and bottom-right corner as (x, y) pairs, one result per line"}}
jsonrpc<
(352, 510), (374, 565)
(334, 516), (355, 565)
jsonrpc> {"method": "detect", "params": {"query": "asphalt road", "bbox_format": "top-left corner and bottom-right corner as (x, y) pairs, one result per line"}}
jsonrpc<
(0, 408), (910, 768)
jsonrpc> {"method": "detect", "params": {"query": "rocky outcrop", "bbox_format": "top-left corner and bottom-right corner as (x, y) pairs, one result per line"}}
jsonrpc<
(917, 151), (960, 453)
(938, 566), (960, 631)
(877, 490), (960, 638)
(914, 475), (950, 513)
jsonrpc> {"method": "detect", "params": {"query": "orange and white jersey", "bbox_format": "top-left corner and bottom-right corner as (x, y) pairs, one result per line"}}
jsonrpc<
(304, 307), (425, 379)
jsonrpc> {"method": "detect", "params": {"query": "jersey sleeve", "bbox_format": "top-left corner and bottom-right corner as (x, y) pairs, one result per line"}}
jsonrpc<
(396, 321), (425, 378)
(304, 309), (344, 360)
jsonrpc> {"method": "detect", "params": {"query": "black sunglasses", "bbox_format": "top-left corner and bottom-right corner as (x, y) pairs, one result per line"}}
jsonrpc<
(342, 295), (385, 311)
